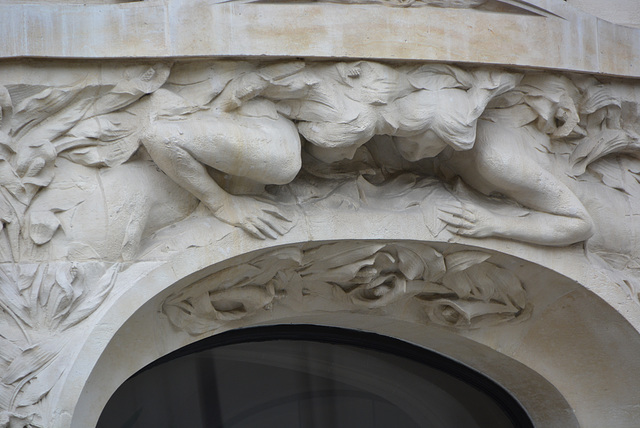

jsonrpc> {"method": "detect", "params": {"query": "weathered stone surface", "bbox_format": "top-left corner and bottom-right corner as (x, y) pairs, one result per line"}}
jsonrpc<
(2, 1), (640, 427)
(1, 0), (640, 77)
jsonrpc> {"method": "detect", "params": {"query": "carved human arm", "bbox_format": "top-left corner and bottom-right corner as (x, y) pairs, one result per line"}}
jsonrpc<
(440, 116), (594, 246)
(141, 90), (301, 240)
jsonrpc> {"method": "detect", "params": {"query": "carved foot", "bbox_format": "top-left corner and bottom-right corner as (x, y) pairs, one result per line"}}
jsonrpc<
(437, 201), (497, 239)
(212, 196), (293, 240)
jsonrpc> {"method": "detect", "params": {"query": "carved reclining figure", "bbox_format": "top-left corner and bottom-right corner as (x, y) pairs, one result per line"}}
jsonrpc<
(218, 62), (593, 246)
(443, 74), (594, 246)
(140, 66), (303, 240)
(140, 61), (593, 247)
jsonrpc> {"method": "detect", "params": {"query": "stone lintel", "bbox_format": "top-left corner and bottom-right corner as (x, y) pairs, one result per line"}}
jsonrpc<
(1, 0), (639, 78)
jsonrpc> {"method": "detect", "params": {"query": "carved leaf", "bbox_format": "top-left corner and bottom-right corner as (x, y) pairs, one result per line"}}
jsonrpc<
(166, 61), (254, 106)
(581, 84), (621, 115)
(441, 270), (474, 299)
(10, 86), (83, 139)
(188, 265), (263, 297)
(395, 248), (424, 280)
(396, 244), (445, 281)
(90, 63), (170, 115)
(300, 242), (385, 275)
(57, 132), (140, 168)
(589, 157), (633, 193)
(48, 266), (77, 323)
(61, 113), (133, 143)
(2, 338), (62, 385)
(0, 265), (33, 329)
(0, 337), (21, 369)
(319, 255), (380, 284)
(244, 247), (302, 286)
(444, 251), (492, 273)
(52, 65), (170, 169)
(438, 260), (526, 316)
(23, 93), (96, 144)
(61, 263), (119, 330)
(55, 147), (103, 167)
(570, 129), (638, 176)
(485, 264), (527, 308)
(14, 359), (64, 408)
(0, 159), (25, 201)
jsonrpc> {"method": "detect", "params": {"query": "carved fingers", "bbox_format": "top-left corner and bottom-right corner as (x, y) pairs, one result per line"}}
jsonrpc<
(438, 201), (494, 238)
(215, 196), (293, 240)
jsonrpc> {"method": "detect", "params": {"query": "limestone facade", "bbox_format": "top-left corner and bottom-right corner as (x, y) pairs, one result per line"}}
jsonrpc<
(1, 1), (640, 427)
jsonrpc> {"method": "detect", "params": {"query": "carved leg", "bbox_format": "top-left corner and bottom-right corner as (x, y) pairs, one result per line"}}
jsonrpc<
(140, 116), (299, 240)
(440, 119), (594, 246)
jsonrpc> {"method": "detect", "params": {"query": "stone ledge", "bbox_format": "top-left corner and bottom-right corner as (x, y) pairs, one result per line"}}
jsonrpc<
(1, 0), (639, 78)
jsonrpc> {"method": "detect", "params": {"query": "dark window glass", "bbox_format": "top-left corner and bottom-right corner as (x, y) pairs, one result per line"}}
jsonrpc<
(97, 326), (532, 428)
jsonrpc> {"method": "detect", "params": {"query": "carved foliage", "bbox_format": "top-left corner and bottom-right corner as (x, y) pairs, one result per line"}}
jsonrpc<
(0, 262), (120, 427)
(2, 61), (640, 264)
(0, 64), (169, 261)
(162, 248), (300, 335)
(162, 242), (529, 335)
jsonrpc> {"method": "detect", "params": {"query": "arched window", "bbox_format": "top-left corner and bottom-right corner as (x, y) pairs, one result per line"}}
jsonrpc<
(97, 326), (533, 428)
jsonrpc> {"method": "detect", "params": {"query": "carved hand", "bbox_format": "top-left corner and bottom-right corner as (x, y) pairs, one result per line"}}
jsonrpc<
(213, 195), (293, 240)
(437, 201), (498, 239)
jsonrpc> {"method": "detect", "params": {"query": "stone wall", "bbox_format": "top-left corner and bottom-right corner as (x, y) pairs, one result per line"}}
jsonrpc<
(568, 0), (640, 28)
(1, 1), (640, 427)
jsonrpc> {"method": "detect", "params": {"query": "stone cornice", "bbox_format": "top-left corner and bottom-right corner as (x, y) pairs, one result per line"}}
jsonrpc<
(0, 0), (639, 78)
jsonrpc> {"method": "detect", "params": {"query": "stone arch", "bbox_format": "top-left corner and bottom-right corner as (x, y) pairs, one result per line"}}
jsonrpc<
(46, 239), (640, 428)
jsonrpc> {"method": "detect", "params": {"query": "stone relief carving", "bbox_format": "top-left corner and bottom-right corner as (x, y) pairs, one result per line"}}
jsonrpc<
(0, 64), (171, 262)
(0, 60), (638, 281)
(162, 242), (530, 335)
(0, 262), (120, 428)
(0, 58), (639, 426)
